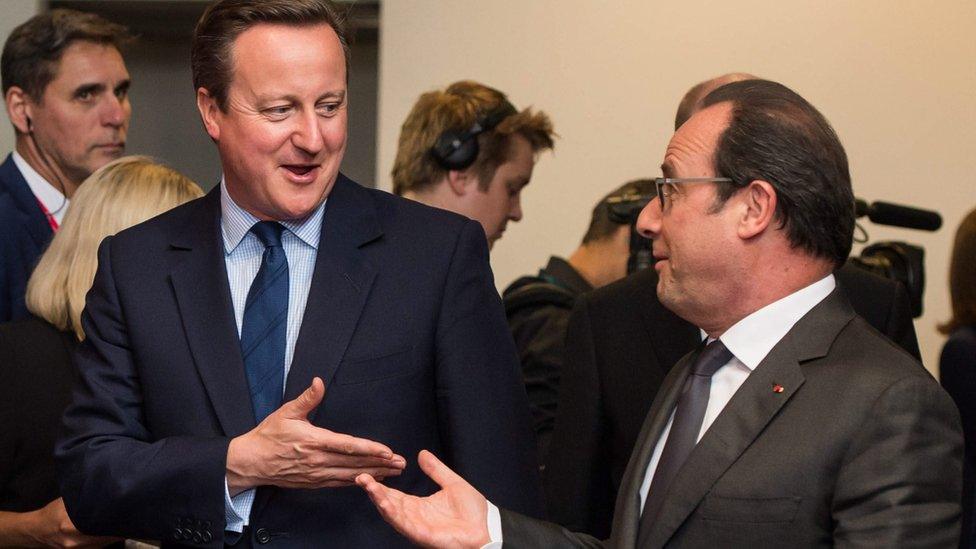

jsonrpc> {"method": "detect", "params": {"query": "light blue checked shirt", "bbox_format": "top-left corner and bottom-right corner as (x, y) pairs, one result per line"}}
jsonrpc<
(218, 179), (326, 533)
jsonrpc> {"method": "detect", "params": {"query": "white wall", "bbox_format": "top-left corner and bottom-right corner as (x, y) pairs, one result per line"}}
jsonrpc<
(0, 1), (41, 155)
(378, 0), (976, 374)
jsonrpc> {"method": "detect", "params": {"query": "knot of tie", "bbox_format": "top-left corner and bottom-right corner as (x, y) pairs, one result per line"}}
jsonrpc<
(691, 340), (733, 378)
(251, 221), (284, 248)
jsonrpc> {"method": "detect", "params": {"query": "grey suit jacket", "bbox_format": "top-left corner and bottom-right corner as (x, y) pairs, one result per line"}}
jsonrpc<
(501, 289), (963, 548)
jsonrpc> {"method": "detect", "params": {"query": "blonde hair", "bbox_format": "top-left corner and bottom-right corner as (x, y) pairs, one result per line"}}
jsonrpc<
(939, 207), (976, 335)
(392, 80), (555, 195)
(25, 156), (203, 339)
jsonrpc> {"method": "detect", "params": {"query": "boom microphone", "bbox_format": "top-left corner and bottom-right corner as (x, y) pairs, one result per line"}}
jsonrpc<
(854, 198), (942, 232)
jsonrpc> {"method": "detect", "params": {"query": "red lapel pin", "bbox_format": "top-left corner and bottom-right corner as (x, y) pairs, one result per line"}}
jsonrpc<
(772, 383), (784, 393)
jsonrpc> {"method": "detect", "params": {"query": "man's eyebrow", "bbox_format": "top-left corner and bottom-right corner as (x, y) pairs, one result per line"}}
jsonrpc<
(73, 82), (106, 97)
(660, 163), (673, 178)
(318, 90), (346, 101)
(256, 90), (346, 104)
(114, 79), (131, 93)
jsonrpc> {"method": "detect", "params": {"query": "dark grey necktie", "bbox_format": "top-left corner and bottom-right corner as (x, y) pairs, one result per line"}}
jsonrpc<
(637, 339), (733, 543)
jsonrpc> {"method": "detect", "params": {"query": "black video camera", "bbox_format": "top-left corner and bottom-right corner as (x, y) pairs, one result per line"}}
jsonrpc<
(848, 198), (942, 318)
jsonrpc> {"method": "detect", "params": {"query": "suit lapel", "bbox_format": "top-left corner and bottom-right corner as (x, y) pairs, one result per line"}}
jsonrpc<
(0, 154), (52, 249)
(282, 175), (381, 405)
(609, 350), (695, 549)
(169, 189), (256, 437)
(646, 289), (855, 547)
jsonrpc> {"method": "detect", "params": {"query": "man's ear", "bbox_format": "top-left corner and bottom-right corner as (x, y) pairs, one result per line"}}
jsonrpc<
(445, 169), (475, 196)
(196, 87), (221, 141)
(5, 86), (32, 135)
(737, 179), (777, 239)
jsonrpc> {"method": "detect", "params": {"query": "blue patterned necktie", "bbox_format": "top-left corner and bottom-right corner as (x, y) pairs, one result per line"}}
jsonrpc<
(637, 339), (733, 542)
(240, 221), (289, 423)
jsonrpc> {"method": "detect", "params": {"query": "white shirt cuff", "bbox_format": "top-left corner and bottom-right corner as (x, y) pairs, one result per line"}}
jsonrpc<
(223, 477), (253, 533)
(481, 500), (503, 548)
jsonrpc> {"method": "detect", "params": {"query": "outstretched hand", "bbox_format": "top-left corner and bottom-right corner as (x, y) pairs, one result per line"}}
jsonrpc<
(357, 450), (491, 549)
(227, 377), (406, 493)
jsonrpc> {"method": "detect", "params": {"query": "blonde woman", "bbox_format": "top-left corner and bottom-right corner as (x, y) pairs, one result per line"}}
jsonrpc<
(0, 156), (202, 547)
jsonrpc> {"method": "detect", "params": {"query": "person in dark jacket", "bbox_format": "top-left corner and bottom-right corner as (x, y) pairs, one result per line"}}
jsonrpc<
(543, 72), (922, 538)
(0, 156), (202, 547)
(0, 9), (132, 322)
(940, 206), (976, 548)
(503, 179), (654, 464)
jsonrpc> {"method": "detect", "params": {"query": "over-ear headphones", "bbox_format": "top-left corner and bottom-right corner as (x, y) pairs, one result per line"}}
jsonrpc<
(430, 100), (517, 171)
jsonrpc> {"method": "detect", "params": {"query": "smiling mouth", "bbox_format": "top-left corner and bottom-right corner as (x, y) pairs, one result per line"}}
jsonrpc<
(282, 164), (321, 177)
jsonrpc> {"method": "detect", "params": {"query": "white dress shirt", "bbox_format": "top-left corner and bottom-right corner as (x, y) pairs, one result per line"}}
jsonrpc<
(484, 273), (836, 546)
(12, 151), (68, 225)
(218, 179), (327, 534)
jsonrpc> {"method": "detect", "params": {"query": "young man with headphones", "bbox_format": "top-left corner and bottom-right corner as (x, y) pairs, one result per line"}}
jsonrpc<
(392, 80), (555, 250)
(0, 9), (132, 322)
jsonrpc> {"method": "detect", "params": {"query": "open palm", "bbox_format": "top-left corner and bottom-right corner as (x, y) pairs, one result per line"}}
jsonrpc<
(357, 450), (491, 548)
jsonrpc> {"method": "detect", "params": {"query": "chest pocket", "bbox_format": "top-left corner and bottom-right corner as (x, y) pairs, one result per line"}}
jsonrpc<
(697, 494), (801, 523)
(333, 346), (417, 385)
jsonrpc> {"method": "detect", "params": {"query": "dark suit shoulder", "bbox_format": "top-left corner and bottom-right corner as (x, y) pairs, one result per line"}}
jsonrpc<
(943, 325), (976, 352)
(584, 268), (658, 309)
(939, 325), (976, 406)
(109, 193), (210, 247)
(356, 183), (474, 238)
(817, 314), (931, 388)
(835, 263), (920, 359)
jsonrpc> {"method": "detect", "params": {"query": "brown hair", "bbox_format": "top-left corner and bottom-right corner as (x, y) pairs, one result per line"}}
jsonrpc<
(191, 0), (349, 112)
(392, 80), (555, 195)
(701, 79), (854, 267)
(26, 156), (203, 340)
(2, 8), (131, 98)
(940, 207), (976, 334)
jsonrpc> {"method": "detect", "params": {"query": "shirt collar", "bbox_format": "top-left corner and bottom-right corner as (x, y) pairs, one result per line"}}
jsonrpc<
(219, 177), (325, 254)
(12, 151), (68, 222)
(718, 273), (836, 370)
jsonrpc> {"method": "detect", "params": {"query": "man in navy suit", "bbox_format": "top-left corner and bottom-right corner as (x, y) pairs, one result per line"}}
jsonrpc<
(56, 1), (541, 547)
(0, 9), (131, 322)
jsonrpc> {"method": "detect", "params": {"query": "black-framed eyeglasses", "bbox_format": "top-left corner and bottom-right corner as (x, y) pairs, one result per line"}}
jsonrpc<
(654, 177), (733, 210)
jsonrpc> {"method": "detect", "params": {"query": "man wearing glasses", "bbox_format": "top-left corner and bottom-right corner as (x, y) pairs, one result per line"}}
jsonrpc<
(355, 79), (961, 547)
(543, 73), (922, 540)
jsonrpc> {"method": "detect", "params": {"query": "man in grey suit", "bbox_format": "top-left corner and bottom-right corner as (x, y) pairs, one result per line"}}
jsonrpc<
(355, 79), (963, 547)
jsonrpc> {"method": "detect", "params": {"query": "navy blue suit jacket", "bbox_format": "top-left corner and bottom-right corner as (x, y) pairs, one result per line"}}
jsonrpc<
(0, 154), (53, 322)
(57, 176), (542, 547)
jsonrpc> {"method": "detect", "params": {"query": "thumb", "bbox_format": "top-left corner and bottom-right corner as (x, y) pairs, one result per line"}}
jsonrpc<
(281, 377), (325, 420)
(418, 449), (468, 490)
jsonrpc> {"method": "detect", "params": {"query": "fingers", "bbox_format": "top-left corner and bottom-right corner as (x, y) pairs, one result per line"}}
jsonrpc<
(313, 452), (406, 470)
(280, 377), (326, 420)
(316, 429), (397, 460)
(418, 449), (466, 489)
(356, 474), (408, 529)
(278, 465), (406, 488)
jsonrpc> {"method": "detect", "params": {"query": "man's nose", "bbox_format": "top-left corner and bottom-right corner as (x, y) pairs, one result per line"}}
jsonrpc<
(292, 112), (325, 154)
(636, 197), (663, 239)
(508, 195), (523, 222)
(102, 95), (128, 128)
